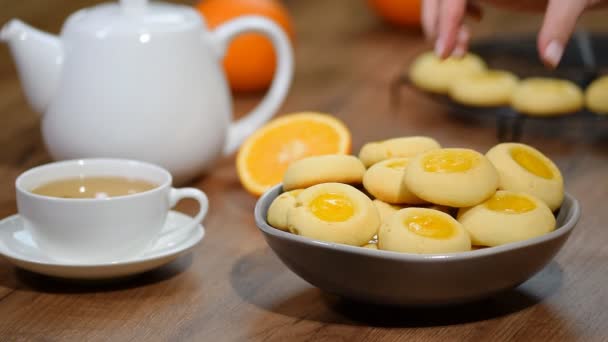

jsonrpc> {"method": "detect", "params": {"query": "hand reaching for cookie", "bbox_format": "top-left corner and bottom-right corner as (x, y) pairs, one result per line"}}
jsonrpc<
(422, 0), (607, 68)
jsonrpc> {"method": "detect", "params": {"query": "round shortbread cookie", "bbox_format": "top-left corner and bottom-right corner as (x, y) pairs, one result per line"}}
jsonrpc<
(362, 243), (378, 250)
(511, 77), (583, 116)
(373, 200), (407, 226)
(378, 207), (471, 254)
(267, 189), (304, 230)
(427, 205), (454, 216)
(358, 136), (441, 168)
(283, 155), (366, 191)
(363, 158), (425, 204)
(585, 75), (608, 115)
(287, 183), (380, 246)
(373, 201), (453, 224)
(409, 52), (487, 94)
(404, 148), (499, 207)
(458, 191), (556, 247)
(486, 142), (564, 211)
(449, 70), (519, 107)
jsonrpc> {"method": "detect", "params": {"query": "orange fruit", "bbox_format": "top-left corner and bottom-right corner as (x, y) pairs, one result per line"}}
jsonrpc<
(237, 112), (352, 196)
(196, 0), (294, 92)
(367, 0), (421, 27)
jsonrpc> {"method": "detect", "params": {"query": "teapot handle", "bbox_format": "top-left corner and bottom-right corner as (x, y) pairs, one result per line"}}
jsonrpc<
(210, 16), (294, 156)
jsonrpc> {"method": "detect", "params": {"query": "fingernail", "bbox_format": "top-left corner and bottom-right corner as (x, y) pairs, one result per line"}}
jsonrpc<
(435, 37), (445, 57)
(453, 46), (466, 57)
(544, 40), (564, 68)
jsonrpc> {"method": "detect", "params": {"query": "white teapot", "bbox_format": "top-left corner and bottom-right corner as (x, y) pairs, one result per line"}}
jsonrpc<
(1, 0), (293, 184)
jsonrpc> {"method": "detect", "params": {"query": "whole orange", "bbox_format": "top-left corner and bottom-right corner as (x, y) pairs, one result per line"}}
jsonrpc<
(367, 0), (421, 27)
(196, 0), (294, 92)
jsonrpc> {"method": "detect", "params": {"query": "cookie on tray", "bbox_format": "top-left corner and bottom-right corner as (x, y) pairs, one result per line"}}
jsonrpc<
(585, 75), (608, 115)
(409, 52), (487, 94)
(449, 70), (519, 107)
(511, 77), (584, 116)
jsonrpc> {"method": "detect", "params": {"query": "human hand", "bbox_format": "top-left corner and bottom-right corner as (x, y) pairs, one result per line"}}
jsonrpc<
(422, 0), (606, 68)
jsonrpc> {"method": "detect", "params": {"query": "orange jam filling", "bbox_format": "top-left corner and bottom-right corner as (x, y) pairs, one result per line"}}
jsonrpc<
(485, 192), (536, 214)
(510, 147), (553, 179)
(423, 149), (479, 173)
(403, 214), (454, 239)
(310, 193), (355, 222)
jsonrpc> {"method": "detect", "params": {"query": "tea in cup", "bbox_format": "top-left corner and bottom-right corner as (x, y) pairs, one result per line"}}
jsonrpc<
(15, 159), (208, 263)
(30, 176), (158, 199)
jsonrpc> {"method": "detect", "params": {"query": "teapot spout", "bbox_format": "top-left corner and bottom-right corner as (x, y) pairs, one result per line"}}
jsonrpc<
(1, 19), (63, 114)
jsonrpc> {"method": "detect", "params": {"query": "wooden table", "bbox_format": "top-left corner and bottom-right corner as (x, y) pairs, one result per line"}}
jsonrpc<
(1, 1), (607, 340)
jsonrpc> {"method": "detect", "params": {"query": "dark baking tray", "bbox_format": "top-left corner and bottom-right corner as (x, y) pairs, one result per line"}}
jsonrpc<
(392, 32), (608, 142)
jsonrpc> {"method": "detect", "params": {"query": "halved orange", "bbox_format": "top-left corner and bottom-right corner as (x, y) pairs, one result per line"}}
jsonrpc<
(237, 112), (352, 196)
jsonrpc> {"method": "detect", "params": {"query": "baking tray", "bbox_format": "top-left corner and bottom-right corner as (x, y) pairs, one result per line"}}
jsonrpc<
(392, 31), (608, 142)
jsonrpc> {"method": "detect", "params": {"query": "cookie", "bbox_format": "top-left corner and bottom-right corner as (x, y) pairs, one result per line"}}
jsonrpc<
(409, 52), (487, 94)
(511, 77), (584, 116)
(427, 205), (454, 216)
(373, 199), (407, 226)
(404, 148), (499, 207)
(267, 189), (303, 230)
(378, 207), (471, 254)
(449, 70), (519, 107)
(358, 136), (441, 168)
(286, 183), (380, 246)
(458, 191), (556, 247)
(283, 155), (365, 191)
(362, 243), (378, 250)
(363, 158), (426, 204)
(486, 142), (564, 211)
(585, 75), (608, 115)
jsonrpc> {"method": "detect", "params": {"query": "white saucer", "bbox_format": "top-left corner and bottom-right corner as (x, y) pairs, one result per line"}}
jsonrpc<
(0, 211), (205, 279)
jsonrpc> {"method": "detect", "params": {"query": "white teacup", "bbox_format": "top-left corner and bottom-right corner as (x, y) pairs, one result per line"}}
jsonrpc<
(15, 158), (208, 264)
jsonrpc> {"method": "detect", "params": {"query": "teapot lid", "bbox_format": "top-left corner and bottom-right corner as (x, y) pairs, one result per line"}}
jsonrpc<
(63, 0), (205, 35)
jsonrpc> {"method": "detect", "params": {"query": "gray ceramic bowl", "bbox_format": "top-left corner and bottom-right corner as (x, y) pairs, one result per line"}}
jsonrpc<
(254, 184), (580, 306)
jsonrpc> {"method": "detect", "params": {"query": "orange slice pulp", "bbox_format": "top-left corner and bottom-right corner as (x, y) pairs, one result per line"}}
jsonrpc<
(236, 112), (351, 196)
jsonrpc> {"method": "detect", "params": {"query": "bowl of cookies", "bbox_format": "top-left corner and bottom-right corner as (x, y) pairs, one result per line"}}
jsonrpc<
(254, 136), (580, 306)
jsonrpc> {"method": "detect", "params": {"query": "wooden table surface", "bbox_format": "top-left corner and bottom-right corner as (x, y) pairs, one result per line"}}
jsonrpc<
(1, 1), (607, 341)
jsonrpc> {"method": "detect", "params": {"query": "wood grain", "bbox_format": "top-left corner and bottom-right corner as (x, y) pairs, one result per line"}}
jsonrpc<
(0, 0), (607, 341)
